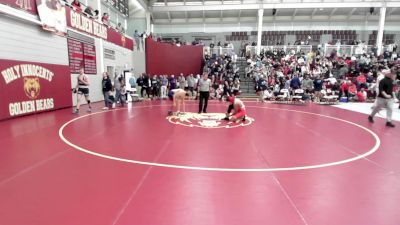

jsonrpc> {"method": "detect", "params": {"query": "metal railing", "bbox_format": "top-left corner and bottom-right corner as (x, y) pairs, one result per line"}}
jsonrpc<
(244, 44), (395, 57)
(323, 44), (373, 57)
(321, 44), (394, 57)
(245, 45), (313, 57)
(203, 46), (235, 57)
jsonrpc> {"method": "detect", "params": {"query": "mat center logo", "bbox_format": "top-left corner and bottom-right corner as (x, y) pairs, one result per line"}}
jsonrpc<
(23, 77), (41, 99)
(167, 112), (254, 129)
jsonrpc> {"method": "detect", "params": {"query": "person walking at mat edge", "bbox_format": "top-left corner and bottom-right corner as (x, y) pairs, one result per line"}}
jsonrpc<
(368, 70), (396, 128)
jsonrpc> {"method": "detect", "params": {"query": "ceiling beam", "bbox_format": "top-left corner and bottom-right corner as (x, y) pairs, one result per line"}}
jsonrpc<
(311, 8), (317, 19)
(329, 7), (337, 19)
(387, 7), (397, 16)
(149, 0), (157, 7)
(167, 11), (171, 22)
(151, 1), (389, 12)
(347, 8), (357, 20)
(292, 8), (298, 19)
(136, 0), (149, 11)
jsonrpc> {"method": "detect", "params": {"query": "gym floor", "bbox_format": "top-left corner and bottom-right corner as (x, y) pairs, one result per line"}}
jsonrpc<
(0, 100), (399, 225)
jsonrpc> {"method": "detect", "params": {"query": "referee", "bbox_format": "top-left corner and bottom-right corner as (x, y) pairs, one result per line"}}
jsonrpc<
(198, 73), (211, 113)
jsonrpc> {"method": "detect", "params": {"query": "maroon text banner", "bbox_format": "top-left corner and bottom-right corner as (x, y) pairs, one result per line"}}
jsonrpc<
(0, 0), (134, 50)
(0, 59), (72, 120)
(0, 0), (38, 14)
(66, 7), (133, 50)
(66, 7), (107, 39)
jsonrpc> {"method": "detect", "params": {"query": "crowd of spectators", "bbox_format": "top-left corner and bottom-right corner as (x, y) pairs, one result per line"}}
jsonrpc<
(65, 0), (125, 34)
(202, 52), (241, 100)
(130, 73), (200, 100)
(115, 50), (241, 102)
(245, 44), (400, 105)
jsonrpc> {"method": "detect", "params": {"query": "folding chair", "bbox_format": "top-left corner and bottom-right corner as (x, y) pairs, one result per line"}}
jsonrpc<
(291, 89), (306, 104)
(130, 88), (142, 102)
(274, 89), (290, 104)
(319, 89), (339, 105)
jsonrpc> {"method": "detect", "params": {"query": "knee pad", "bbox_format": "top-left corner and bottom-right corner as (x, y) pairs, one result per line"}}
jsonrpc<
(87, 100), (91, 104)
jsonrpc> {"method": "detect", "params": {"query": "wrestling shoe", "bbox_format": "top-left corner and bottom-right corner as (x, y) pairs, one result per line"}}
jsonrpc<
(386, 122), (395, 128)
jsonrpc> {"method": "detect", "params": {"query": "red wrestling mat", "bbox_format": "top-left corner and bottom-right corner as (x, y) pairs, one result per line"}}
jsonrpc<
(0, 100), (399, 225)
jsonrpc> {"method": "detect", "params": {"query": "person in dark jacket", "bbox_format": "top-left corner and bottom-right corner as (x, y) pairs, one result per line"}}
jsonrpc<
(101, 72), (113, 110)
(141, 74), (151, 98)
(256, 75), (267, 102)
(169, 75), (177, 90)
(136, 74), (144, 97)
(290, 74), (301, 90)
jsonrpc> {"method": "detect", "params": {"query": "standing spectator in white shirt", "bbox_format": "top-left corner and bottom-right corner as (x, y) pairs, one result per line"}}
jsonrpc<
(160, 75), (168, 99)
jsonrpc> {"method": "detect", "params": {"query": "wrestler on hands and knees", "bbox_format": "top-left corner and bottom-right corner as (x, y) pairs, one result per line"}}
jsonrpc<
(223, 96), (246, 123)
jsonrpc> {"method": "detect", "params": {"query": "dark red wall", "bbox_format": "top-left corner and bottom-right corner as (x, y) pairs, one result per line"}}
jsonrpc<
(145, 38), (203, 76)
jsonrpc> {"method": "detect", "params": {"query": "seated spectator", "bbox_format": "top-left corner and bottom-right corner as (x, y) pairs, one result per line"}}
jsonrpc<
(71, 0), (81, 12)
(356, 88), (367, 102)
(232, 78), (240, 96)
(356, 72), (367, 90)
(290, 74), (301, 90)
(348, 82), (358, 98)
(339, 80), (350, 101)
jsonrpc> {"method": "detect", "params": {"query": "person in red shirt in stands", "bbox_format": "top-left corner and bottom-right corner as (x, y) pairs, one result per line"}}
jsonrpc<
(345, 57), (352, 67)
(71, 0), (81, 12)
(356, 88), (367, 102)
(101, 13), (110, 26)
(339, 80), (350, 101)
(348, 81), (357, 99)
(356, 72), (367, 90)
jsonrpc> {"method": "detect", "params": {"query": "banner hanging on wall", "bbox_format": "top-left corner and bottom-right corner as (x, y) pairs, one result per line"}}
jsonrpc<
(65, 7), (133, 50)
(66, 7), (107, 39)
(0, 59), (72, 120)
(0, 0), (134, 50)
(0, 0), (38, 14)
(36, 0), (67, 36)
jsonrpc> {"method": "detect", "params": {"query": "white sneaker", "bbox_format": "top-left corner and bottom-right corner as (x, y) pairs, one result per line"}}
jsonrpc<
(112, 103), (116, 109)
(102, 107), (108, 110)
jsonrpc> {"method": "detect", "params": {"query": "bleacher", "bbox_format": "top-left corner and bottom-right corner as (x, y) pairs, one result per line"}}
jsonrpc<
(368, 30), (396, 45)
(225, 30), (364, 45)
(226, 32), (249, 41)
